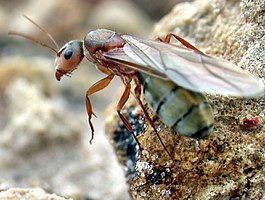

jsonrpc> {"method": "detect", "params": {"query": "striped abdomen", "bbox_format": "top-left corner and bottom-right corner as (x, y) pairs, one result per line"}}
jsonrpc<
(138, 73), (214, 139)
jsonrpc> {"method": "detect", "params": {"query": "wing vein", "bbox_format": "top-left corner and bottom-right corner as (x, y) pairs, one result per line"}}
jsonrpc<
(199, 55), (245, 93)
(159, 50), (197, 89)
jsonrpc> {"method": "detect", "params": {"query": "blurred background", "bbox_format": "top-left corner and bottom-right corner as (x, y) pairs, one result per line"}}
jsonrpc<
(0, 0), (190, 199)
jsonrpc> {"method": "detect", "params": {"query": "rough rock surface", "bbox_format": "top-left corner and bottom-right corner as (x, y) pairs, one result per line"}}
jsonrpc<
(0, 56), (130, 200)
(1, 0), (156, 199)
(105, 0), (265, 199)
(0, 188), (72, 200)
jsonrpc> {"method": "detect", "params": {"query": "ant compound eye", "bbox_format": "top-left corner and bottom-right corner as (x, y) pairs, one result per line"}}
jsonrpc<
(64, 49), (73, 60)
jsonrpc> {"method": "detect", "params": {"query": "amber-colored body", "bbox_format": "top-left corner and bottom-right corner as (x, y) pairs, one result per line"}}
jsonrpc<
(79, 29), (215, 146)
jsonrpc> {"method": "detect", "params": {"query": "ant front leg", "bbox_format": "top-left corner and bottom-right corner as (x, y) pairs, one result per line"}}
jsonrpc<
(86, 72), (114, 144)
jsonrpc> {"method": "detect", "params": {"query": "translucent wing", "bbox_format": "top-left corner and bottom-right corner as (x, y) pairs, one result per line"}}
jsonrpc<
(103, 43), (168, 79)
(104, 35), (264, 97)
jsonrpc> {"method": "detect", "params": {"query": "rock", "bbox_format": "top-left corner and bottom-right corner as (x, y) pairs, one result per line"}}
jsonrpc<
(87, 0), (153, 36)
(0, 188), (72, 200)
(0, 56), (130, 200)
(2, 0), (154, 198)
(105, 0), (265, 199)
(1, 78), (81, 155)
(0, 56), (81, 155)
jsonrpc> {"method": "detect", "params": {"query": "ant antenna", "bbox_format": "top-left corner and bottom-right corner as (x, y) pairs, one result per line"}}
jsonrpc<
(8, 15), (59, 54)
(8, 31), (58, 54)
(22, 15), (59, 49)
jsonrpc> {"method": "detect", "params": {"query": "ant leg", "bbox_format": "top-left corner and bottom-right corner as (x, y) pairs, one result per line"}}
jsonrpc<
(160, 33), (204, 54)
(133, 77), (175, 164)
(86, 73), (115, 143)
(116, 77), (143, 150)
(97, 64), (113, 75)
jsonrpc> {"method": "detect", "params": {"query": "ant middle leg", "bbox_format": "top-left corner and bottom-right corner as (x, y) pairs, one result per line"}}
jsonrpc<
(116, 76), (144, 151)
(133, 77), (175, 164)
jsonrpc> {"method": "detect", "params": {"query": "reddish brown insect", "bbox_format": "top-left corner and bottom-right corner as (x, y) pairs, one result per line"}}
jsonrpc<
(8, 16), (264, 162)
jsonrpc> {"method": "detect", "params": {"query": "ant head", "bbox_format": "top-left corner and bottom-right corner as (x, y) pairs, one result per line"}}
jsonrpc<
(8, 15), (84, 81)
(55, 40), (84, 81)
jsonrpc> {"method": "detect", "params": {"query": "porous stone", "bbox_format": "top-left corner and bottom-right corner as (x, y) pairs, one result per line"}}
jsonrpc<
(0, 188), (72, 200)
(105, 0), (265, 199)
